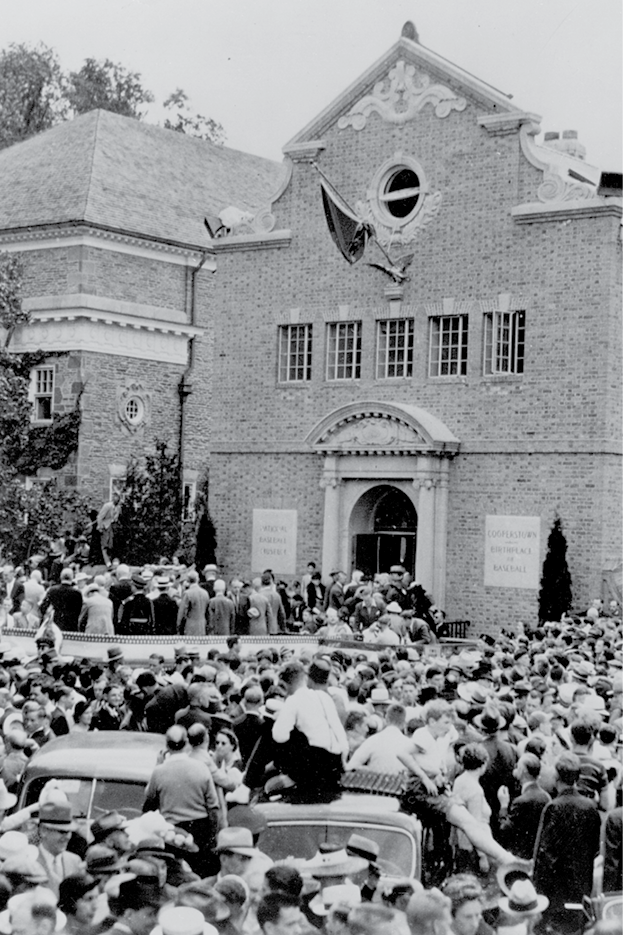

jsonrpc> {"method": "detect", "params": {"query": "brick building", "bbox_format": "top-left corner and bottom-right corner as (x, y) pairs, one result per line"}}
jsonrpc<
(0, 26), (620, 626)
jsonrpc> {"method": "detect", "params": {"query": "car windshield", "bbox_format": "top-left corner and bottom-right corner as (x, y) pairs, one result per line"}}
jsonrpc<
(257, 822), (414, 877)
(23, 778), (145, 820)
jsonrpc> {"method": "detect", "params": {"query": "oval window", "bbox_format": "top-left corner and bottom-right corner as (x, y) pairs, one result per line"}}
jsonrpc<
(124, 397), (144, 426)
(380, 167), (421, 219)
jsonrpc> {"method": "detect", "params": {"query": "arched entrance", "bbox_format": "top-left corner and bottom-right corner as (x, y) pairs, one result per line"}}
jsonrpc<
(306, 400), (460, 607)
(350, 485), (418, 577)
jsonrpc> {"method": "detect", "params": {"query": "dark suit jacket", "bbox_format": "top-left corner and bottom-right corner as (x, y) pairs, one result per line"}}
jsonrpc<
(152, 593), (179, 635)
(39, 583), (83, 631)
(2, 580), (25, 614)
(233, 710), (265, 766)
(603, 806), (623, 893)
(498, 781), (551, 859)
(533, 785), (601, 911)
(108, 578), (133, 624)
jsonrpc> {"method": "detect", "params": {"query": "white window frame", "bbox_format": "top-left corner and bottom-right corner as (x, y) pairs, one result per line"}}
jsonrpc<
(326, 321), (362, 381)
(278, 324), (313, 383)
(376, 318), (414, 379)
(429, 315), (469, 377)
(30, 366), (55, 423)
(483, 310), (525, 375)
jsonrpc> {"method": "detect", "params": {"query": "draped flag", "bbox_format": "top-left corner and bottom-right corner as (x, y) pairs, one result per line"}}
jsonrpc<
(320, 180), (370, 265)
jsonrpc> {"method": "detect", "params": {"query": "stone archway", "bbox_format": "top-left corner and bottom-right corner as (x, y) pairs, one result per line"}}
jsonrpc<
(305, 401), (459, 607)
(350, 484), (418, 577)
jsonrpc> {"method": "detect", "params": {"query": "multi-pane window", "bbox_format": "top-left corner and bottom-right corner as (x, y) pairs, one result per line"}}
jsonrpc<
(429, 316), (468, 377)
(33, 367), (54, 421)
(326, 321), (361, 381)
(483, 310), (525, 375)
(376, 318), (414, 379)
(278, 324), (312, 382)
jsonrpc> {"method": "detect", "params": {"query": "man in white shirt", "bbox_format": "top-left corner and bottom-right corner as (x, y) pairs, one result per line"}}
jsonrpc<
(346, 703), (411, 774)
(273, 659), (348, 802)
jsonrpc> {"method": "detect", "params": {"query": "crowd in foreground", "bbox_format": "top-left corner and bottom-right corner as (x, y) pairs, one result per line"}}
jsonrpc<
(0, 555), (619, 933)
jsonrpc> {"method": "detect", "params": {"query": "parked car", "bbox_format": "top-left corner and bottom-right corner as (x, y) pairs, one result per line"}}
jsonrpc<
(17, 731), (165, 835)
(255, 794), (421, 880)
(18, 732), (422, 879)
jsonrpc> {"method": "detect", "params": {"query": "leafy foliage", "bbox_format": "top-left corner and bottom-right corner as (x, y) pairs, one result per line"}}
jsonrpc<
(0, 43), (225, 150)
(0, 478), (89, 565)
(0, 43), (66, 149)
(114, 440), (182, 565)
(0, 251), (87, 562)
(539, 514), (573, 622)
(163, 88), (225, 144)
(66, 58), (154, 118)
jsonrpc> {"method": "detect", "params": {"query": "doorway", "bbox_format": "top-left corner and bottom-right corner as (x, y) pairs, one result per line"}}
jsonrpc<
(350, 485), (418, 578)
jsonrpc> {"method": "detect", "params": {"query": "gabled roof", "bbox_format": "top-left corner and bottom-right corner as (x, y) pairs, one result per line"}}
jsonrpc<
(0, 110), (285, 248)
(285, 30), (522, 151)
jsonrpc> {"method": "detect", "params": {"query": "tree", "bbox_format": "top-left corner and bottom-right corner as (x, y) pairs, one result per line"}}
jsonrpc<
(539, 514), (573, 622)
(66, 58), (154, 118)
(0, 252), (86, 562)
(114, 441), (182, 565)
(0, 43), (65, 149)
(163, 88), (225, 144)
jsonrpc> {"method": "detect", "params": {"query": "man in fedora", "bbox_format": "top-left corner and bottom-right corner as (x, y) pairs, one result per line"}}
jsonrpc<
(36, 800), (83, 896)
(152, 576), (179, 635)
(213, 826), (259, 881)
(91, 811), (132, 858)
(101, 872), (164, 935)
(533, 753), (601, 935)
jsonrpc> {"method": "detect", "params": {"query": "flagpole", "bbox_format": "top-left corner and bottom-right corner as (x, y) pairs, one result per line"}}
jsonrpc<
(311, 162), (395, 266)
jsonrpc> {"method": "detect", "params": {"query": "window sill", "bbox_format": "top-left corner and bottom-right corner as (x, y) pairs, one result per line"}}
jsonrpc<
(480, 374), (524, 383)
(427, 375), (468, 383)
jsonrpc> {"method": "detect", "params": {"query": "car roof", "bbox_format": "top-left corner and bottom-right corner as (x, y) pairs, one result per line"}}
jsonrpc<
(22, 731), (164, 784)
(256, 794), (420, 832)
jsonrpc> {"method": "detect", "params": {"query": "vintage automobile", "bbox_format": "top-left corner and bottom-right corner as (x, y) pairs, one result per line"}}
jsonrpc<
(17, 731), (422, 878)
(255, 793), (421, 879)
(17, 731), (165, 834)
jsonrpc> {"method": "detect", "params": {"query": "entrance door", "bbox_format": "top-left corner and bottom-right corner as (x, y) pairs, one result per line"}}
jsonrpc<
(353, 532), (416, 578)
(350, 485), (418, 577)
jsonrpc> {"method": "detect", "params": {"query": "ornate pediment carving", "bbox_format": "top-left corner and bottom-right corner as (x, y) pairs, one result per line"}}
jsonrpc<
(316, 413), (426, 454)
(338, 60), (466, 131)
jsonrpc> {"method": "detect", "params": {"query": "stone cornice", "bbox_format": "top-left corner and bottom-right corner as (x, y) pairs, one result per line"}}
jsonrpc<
(207, 230), (292, 253)
(478, 111), (541, 136)
(285, 37), (519, 149)
(0, 225), (212, 268)
(208, 439), (622, 456)
(511, 198), (622, 223)
(282, 140), (326, 161)
(25, 293), (190, 327)
(7, 293), (203, 365)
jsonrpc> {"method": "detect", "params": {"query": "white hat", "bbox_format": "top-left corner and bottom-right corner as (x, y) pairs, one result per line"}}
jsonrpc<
(309, 883), (361, 915)
(499, 879), (549, 918)
(0, 832), (37, 864)
(155, 906), (218, 935)
(386, 602), (403, 614)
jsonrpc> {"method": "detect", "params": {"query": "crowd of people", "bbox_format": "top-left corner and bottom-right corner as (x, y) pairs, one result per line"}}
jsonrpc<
(0, 555), (450, 640)
(0, 553), (619, 934)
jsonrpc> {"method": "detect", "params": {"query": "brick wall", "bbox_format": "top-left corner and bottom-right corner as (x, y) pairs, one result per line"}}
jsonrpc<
(198, 67), (621, 623)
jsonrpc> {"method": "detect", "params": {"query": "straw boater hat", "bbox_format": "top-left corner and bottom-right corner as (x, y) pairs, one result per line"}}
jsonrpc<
(154, 906), (217, 935)
(499, 879), (549, 918)
(0, 831), (37, 864)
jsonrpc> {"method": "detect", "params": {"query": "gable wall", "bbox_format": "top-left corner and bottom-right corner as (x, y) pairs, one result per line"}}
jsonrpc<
(202, 63), (621, 625)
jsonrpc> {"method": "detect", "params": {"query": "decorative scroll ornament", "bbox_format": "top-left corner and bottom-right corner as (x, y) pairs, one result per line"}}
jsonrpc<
(318, 414), (426, 454)
(338, 61), (466, 131)
(537, 172), (595, 204)
(518, 123), (599, 205)
(356, 190), (442, 248)
(117, 383), (150, 433)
